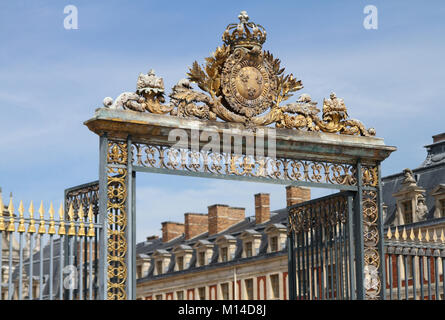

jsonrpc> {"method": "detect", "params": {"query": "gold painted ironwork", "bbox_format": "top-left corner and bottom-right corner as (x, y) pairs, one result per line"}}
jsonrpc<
(48, 202), (56, 235)
(0, 193), (4, 231)
(362, 190), (381, 300)
(77, 204), (86, 237)
(7, 195), (15, 232)
(102, 12), (375, 136)
(67, 203), (76, 236)
(37, 201), (46, 234)
(17, 200), (26, 233)
(132, 143), (357, 186)
(58, 203), (66, 235)
(87, 204), (95, 237)
(106, 140), (128, 300)
(28, 201), (36, 233)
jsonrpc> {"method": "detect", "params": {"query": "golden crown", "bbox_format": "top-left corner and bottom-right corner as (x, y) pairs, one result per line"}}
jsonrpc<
(222, 11), (267, 49)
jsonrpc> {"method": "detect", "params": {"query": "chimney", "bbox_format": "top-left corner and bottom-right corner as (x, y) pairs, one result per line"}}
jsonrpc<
(255, 193), (270, 224)
(432, 132), (445, 144)
(161, 222), (184, 243)
(286, 186), (311, 207)
(208, 205), (245, 236)
(184, 213), (208, 240)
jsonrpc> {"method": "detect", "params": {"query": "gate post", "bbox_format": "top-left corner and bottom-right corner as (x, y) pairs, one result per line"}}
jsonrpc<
(98, 135), (131, 300)
(354, 160), (365, 299)
(287, 229), (296, 300)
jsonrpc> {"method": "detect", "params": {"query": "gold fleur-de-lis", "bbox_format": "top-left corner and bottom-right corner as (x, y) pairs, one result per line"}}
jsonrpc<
(48, 202), (56, 235)
(38, 201), (46, 234)
(67, 203), (76, 236)
(87, 204), (95, 237)
(418, 228), (423, 241)
(0, 192), (5, 231)
(28, 201), (36, 234)
(77, 204), (85, 237)
(394, 226), (399, 240)
(402, 227), (407, 241)
(7, 193), (15, 232)
(58, 202), (66, 235)
(17, 200), (26, 233)
(386, 227), (392, 240)
(409, 228), (415, 241)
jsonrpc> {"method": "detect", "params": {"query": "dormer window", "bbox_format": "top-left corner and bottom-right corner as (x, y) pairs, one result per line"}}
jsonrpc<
(177, 256), (184, 271)
(156, 261), (163, 275)
(240, 229), (262, 258)
(245, 242), (253, 257)
(264, 223), (287, 253)
(152, 249), (172, 276)
(135, 254), (151, 279)
(431, 184), (445, 219)
(221, 247), (228, 262)
(173, 244), (193, 272)
(440, 199), (445, 217)
(193, 240), (214, 267)
(403, 201), (413, 224)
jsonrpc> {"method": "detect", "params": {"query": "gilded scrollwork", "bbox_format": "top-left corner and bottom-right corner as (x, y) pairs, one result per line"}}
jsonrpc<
(100, 11), (376, 137)
(106, 141), (128, 300)
(131, 143), (357, 187)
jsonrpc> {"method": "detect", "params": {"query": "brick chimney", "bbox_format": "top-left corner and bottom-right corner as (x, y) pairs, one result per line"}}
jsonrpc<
(208, 205), (245, 236)
(161, 222), (184, 243)
(255, 193), (270, 224)
(184, 213), (208, 240)
(433, 132), (445, 143)
(286, 186), (311, 207)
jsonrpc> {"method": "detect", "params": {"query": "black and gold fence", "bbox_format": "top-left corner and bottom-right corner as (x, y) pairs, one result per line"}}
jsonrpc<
(0, 192), (101, 300)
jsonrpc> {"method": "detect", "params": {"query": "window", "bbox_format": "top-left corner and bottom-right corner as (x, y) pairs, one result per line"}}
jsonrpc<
(440, 199), (445, 217)
(403, 201), (413, 224)
(156, 261), (163, 275)
(137, 265), (142, 278)
(155, 294), (162, 300)
(198, 287), (206, 300)
(270, 274), (279, 299)
(176, 291), (184, 300)
(245, 242), (253, 257)
(270, 236), (278, 252)
(177, 256), (184, 271)
(245, 279), (254, 300)
(221, 283), (229, 300)
(221, 247), (228, 262)
(198, 252), (206, 266)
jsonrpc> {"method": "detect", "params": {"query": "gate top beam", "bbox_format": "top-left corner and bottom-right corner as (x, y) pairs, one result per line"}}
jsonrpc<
(85, 108), (395, 165)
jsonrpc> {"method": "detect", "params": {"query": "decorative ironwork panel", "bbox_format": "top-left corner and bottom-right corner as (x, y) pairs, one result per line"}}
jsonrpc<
(106, 140), (128, 300)
(131, 143), (357, 186)
(362, 190), (381, 299)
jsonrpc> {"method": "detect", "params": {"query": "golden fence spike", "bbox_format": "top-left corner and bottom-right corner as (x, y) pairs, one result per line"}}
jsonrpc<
(28, 200), (36, 234)
(38, 201), (46, 234)
(87, 204), (95, 237)
(409, 228), (415, 241)
(425, 229), (430, 242)
(441, 229), (445, 243)
(387, 227), (392, 240)
(402, 227), (407, 241)
(418, 228), (423, 241)
(48, 202), (56, 235)
(67, 202), (76, 236)
(58, 202), (66, 235)
(77, 204), (85, 237)
(7, 193), (15, 232)
(394, 226), (399, 240)
(0, 191), (5, 231)
(17, 200), (26, 233)
(433, 229), (438, 242)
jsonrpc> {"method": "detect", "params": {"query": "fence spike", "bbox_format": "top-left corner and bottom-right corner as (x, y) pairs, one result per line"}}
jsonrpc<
(28, 200), (36, 233)
(37, 201), (46, 234)
(394, 226), (400, 240)
(425, 229), (430, 242)
(58, 202), (66, 235)
(441, 229), (445, 243)
(7, 193), (15, 232)
(433, 229), (438, 242)
(387, 227), (392, 240)
(17, 200), (26, 233)
(48, 202), (56, 235)
(87, 204), (95, 237)
(67, 202), (76, 236)
(77, 204), (86, 237)
(0, 191), (5, 231)
(402, 227), (407, 241)
(409, 228), (415, 241)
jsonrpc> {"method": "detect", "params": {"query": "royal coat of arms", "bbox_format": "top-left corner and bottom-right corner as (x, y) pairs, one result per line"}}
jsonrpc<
(103, 11), (375, 136)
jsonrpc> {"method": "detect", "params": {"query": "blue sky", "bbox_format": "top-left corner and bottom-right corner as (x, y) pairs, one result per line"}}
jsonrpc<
(1, 1), (444, 241)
